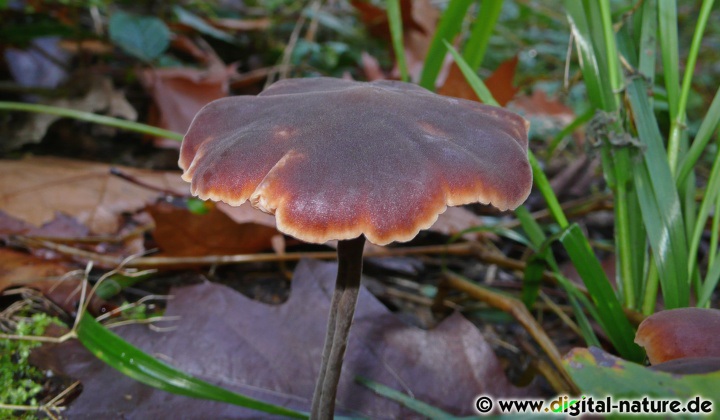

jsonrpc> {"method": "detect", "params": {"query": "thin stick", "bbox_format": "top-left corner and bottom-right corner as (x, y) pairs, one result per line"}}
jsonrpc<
(12, 236), (473, 268)
(443, 270), (579, 395)
(311, 235), (365, 419)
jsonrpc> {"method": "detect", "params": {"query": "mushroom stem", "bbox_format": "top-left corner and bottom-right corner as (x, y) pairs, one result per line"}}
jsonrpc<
(311, 235), (365, 419)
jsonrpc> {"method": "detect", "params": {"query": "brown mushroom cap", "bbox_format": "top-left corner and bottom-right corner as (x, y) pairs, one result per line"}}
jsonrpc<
(635, 307), (720, 365)
(180, 78), (532, 245)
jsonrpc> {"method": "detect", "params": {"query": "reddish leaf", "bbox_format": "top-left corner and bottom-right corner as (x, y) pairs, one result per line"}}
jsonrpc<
(147, 201), (278, 257)
(438, 56), (519, 106)
(511, 89), (574, 119)
(138, 42), (235, 148)
(483, 56), (519, 106)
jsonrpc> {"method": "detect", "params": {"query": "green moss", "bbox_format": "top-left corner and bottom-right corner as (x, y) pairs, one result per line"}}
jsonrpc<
(0, 313), (64, 418)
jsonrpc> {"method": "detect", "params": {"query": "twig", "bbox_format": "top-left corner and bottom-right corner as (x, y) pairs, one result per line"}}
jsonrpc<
(13, 236), (474, 268)
(443, 270), (580, 395)
(110, 167), (189, 197)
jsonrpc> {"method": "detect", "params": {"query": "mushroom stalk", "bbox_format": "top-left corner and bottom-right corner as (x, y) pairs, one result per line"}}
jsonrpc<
(311, 235), (365, 419)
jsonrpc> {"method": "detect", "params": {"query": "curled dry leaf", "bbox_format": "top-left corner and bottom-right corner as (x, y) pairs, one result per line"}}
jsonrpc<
(635, 308), (720, 365)
(52, 259), (534, 418)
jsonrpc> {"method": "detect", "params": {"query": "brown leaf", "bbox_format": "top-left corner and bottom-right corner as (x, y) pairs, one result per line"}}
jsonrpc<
(210, 17), (271, 31)
(52, 259), (535, 418)
(0, 248), (71, 291)
(147, 201), (278, 257)
(138, 42), (235, 148)
(438, 56), (519, 106)
(0, 156), (188, 234)
(511, 88), (574, 118)
(352, 0), (438, 81)
(483, 56), (520, 106)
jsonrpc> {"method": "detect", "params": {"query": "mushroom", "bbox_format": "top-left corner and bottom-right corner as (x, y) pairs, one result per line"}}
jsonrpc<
(635, 307), (720, 365)
(179, 77), (532, 418)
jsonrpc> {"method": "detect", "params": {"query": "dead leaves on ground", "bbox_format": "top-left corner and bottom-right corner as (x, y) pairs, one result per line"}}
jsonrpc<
(47, 259), (535, 418)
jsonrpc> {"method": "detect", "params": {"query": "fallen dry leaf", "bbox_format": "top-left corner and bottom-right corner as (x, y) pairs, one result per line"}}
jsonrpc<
(353, 0), (438, 82)
(147, 200), (278, 256)
(0, 248), (72, 290)
(139, 40), (234, 148)
(438, 56), (519, 106)
(0, 248), (111, 315)
(53, 259), (535, 418)
(0, 156), (188, 234)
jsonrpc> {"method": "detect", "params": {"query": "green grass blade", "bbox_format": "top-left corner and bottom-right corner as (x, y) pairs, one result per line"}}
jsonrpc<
(462, 0), (504, 70)
(699, 253), (720, 308)
(637, 0), (657, 82)
(688, 144), (720, 293)
(418, 0), (474, 90)
(76, 314), (308, 419)
(559, 225), (644, 362)
(626, 79), (690, 308)
(355, 376), (458, 419)
(444, 41), (499, 106)
(515, 206), (601, 348)
(677, 87), (720, 187)
(386, 0), (409, 82)
(673, 0), (715, 134)
(0, 101), (183, 140)
(528, 153), (569, 228)
(657, 0), (681, 170)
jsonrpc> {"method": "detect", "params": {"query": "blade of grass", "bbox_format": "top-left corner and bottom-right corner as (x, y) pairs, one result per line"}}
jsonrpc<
(699, 252), (720, 308)
(626, 78), (690, 308)
(386, 0), (409, 82)
(355, 376), (457, 419)
(76, 314), (308, 418)
(0, 101), (183, 140)
(637, 0), (657, 84)
(515, 206), (601, 348)
(687, 144), (720, 293)
(444, 40), (499, 107)
(657, 0), (682, 170)
(462, 0), (504, 70)
(418, 0), (474, 90)
(559, 225), (644, 362)
(676, 87), (720, 187)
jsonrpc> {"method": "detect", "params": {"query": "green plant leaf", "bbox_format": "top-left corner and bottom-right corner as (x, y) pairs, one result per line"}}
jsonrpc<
(75, 313), (308, 419)
(559, 225), (644, 362)
(626, 78), (690, 308)
(566, 347), (720, 403)
(355, 376), (457, 419)
(173, 6), (235, 43)
(0, 101), (183, 140)
(419, 0), (474, 90)
(387, 0), (409, 82)
(109, 11), (171, 62)
(462, 0), (504, 70)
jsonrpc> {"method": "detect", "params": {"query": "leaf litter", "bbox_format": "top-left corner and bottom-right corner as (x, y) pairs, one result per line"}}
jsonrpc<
(47, 259), (537, 418)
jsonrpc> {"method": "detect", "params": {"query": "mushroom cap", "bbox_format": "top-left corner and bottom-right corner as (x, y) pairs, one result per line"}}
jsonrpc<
(635, 307), (720, 365)
(180, 78), (532, 245)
